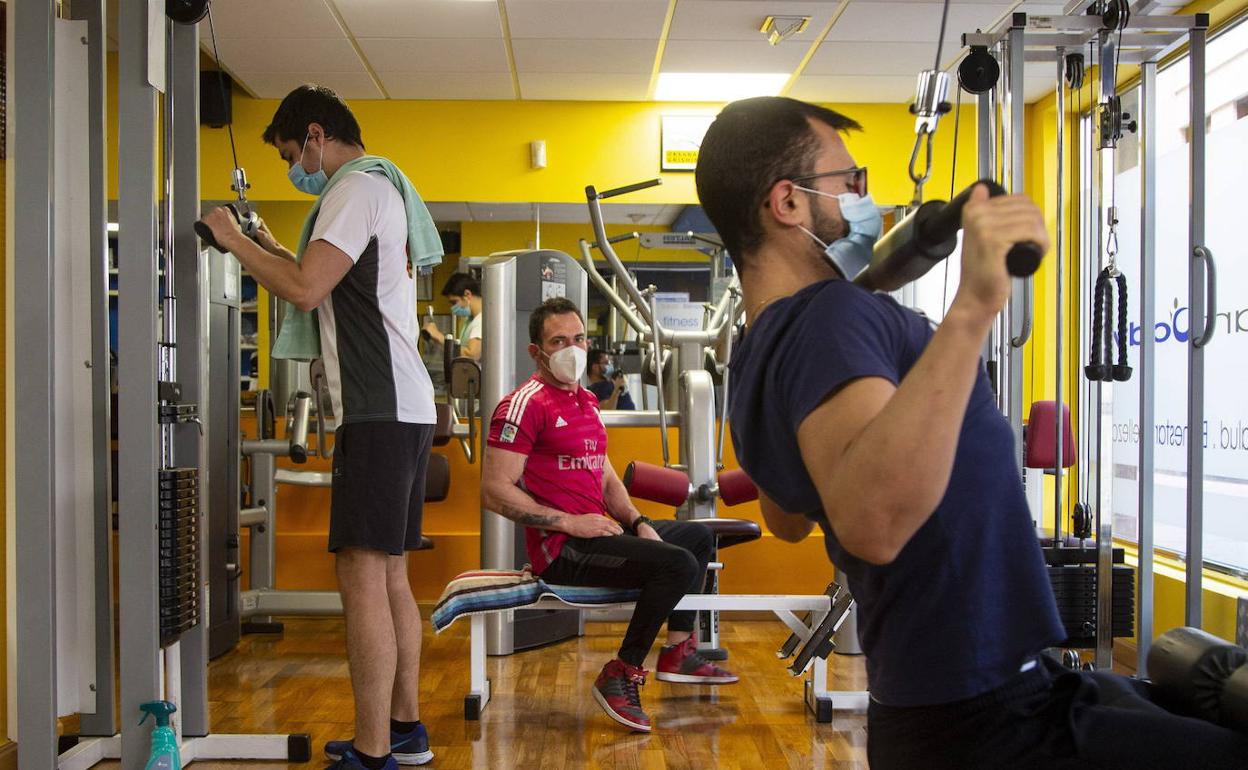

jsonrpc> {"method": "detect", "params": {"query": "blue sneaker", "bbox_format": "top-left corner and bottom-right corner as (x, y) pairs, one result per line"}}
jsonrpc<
(325, 723), (433, 766)
(326, 746), (398, 770)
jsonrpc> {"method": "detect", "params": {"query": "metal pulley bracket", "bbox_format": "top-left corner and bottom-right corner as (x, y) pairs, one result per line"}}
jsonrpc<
(909, 69), (952, 136)
(1098, 95), (1137, 149)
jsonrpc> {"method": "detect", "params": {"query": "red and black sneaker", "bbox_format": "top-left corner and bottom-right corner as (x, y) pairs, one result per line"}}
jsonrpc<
(656, 637), (740, 684)
(592, 659), (652, 732)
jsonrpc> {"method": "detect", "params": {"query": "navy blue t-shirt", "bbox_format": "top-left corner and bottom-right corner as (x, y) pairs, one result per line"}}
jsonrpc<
(588, 379), (635, 410)
(729, 278), (1064, 707)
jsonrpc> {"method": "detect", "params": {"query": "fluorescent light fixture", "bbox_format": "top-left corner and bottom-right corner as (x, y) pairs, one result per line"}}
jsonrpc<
(654, 73), (788, 103)
(107, 222), (120, 233)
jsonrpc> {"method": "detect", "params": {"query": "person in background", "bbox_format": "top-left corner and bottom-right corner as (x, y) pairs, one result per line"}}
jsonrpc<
(587, 348), (634, 410)
(423, 272), (482, 361)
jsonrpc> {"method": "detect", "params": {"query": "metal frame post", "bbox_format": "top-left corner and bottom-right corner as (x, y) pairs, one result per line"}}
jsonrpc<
(1006, 22), (1030, 464)
(1137, 59), (1158, 673)
(117, 0), (163, 764)
(14, 0), (59, 765)
(481, 256), (518, 656)
(1054, 48), (1067, 539)
(1184, 21), (1207, 628)
(1093, 32), (1116, 670)
(170, 15), (209, 737)
(78, 0), (118, 738)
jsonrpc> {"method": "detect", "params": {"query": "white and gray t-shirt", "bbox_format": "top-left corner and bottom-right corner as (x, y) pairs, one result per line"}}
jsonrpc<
(311, 170), (435, 425)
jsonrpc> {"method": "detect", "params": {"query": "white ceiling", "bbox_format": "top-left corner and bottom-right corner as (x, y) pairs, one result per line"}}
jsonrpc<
(198, 0), (1190, 106)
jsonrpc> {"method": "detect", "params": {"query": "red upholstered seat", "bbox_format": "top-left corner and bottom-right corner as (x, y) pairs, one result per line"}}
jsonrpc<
(696, 517), (762, 549)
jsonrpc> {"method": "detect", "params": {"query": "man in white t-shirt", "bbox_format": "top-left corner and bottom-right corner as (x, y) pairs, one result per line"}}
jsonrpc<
(203, 86), (436, 770)
(422, 272), (482, 361)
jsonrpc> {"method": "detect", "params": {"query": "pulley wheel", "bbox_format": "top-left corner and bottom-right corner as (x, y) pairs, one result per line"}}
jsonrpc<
(958, 47), (999, 94)
(166, 0), (210, 25)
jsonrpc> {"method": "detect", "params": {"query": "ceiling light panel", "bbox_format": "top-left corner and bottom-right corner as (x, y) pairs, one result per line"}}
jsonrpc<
(788, 74), (919, 103)
(654, 72), (788, 102)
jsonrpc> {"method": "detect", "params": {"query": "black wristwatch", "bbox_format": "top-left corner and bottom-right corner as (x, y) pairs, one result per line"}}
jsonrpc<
(631, 515), (655, 534)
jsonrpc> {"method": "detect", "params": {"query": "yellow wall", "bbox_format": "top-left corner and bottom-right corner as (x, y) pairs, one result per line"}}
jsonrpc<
(189, 99), (979, 209)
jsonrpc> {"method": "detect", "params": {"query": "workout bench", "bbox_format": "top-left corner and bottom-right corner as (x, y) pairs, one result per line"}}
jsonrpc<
(431, 575), (865, 723)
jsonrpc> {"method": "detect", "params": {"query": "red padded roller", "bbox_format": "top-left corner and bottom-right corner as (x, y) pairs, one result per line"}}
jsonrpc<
(623, 461), (690, 506)
(1024, 400), (1076, 469)
(717, 468), (759, 506)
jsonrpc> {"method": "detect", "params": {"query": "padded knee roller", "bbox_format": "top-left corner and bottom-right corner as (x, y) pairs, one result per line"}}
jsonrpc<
(1147, 626), (1248, 732)
(717, 469), (759, 506)
(623, 461), (690, 507)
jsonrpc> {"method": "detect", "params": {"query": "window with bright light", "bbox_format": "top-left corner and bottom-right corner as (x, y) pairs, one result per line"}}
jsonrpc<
(1111, 18), (1248, 574)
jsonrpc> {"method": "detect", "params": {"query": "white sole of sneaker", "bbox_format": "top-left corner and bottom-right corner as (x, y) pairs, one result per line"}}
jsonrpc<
(591, 687), (652, 732)
(655, 671), (739, 684)
(393, 749), (435, 765)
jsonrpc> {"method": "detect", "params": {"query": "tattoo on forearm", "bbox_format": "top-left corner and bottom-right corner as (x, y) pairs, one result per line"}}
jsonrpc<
(498, 503), (560, 529)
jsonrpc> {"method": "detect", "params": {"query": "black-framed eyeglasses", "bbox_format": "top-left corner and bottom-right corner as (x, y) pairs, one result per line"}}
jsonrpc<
(790, 166), (868, 196)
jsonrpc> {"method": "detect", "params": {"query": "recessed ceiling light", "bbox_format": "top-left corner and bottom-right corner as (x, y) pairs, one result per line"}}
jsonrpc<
(654, 73), (788, 102)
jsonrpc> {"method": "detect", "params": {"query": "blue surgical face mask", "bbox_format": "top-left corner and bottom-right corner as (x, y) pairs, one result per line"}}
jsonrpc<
(288, 134), (328, 196)
(602, 363), (615, 379)
(795, 189), (882, 282)
(451, 303), (472, 318)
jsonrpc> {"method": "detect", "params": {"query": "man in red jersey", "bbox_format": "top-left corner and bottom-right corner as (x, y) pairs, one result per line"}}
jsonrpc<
(482, 298), (737, 732)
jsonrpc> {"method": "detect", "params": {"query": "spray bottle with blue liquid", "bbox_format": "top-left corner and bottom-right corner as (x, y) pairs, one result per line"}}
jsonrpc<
(139, 700), (182, 770)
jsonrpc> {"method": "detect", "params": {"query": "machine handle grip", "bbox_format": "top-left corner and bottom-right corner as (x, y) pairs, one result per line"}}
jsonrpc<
(589, 178), (663, 200)
(923, 179), (1043, 278)
(288, 391), (312, 464)
(194, 203), (240, 253)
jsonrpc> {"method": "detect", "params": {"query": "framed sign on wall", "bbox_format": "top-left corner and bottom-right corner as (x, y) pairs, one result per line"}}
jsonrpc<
(660, 115), (715, 171)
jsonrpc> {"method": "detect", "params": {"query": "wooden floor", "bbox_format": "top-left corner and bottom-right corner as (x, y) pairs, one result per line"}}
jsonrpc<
(102, 615), (870, 769)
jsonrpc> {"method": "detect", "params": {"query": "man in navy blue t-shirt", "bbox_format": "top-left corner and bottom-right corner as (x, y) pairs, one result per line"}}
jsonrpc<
(587, 348), (635, 410)
(695, 96), (1247, 769)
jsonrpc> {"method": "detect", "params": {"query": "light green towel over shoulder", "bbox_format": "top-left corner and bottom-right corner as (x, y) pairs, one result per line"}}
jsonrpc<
(270, 155), (444, 361)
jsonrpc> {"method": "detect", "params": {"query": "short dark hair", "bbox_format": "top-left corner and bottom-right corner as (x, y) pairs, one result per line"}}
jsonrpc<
(262, 85), (365, 149)
(529, 298), (584, 345)
(695, 97), (860, 273)
(588, 347), (609, 368)
(440, 272), (481, 298)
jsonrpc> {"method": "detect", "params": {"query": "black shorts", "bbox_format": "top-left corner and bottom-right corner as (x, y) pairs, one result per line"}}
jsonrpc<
(329, 421), (435, 555)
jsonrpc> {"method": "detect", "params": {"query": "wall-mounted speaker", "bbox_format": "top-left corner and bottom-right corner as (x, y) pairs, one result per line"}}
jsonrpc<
(200, 71), (233, 128)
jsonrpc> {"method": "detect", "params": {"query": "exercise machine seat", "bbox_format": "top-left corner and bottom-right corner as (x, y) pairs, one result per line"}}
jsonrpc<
(432, 402), (453, 447)
(1024, 400), (1075, 469)
(697, 517), (762, 550)
(425, 452), (451, 503)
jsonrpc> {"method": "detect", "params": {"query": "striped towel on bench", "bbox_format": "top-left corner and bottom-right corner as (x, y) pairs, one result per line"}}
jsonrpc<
(431, 569), (641, 633)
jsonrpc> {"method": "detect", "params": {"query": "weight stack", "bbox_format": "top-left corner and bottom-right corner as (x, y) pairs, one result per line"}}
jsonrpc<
(1047, 564), (1135, 647)
(159, 467), (200, 647)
